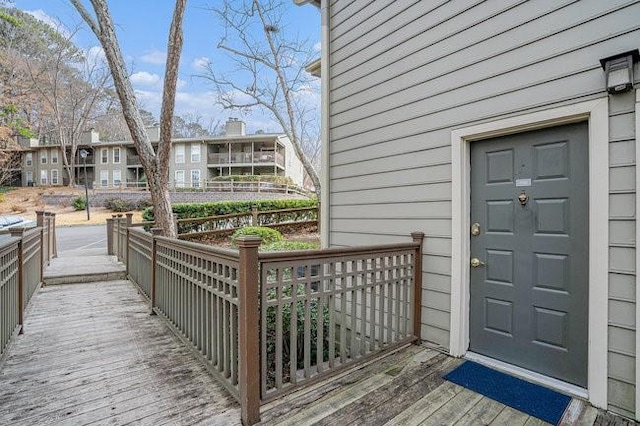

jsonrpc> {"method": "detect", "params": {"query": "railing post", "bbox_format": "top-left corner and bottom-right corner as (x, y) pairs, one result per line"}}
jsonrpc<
(49, 213), (57, 258)
(113, 216), (120, 260)
(9, 227), (25, 334)
(117, 214), (123, 261)
(125, 213), (133, 272)
(411, 232), (425, 342)
(39, 226), (44, 283)
(45, 213), (52, 265)
(237, 236), (262, 426)
(150, 228), (162, 315)
(106, 218), (114, 255)
(36, 210), (45, 227)
(251, 205), (258, 227)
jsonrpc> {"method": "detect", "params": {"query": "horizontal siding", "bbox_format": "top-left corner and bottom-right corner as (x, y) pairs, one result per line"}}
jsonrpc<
(331, 202), (452, 221)
(608, 378), (635, 418)
(607, 89), (637, 417)
(328, 2), (640, 411)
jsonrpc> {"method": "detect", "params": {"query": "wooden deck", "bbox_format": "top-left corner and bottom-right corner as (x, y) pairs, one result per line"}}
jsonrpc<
(259, 344), (594, 426)
(0, 279), (240, 425)
(0, 274), (633, 425)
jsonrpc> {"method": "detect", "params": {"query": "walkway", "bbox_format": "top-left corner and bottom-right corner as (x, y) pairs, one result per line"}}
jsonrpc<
(0, 254), (631, 425)
(0, 258), (240, 425)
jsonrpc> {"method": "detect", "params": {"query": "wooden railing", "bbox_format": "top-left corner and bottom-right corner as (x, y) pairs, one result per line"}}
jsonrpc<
(127, 227), (153, 299)
(258, 238), (422, 401)
(111, 222), (423, 426)
(0, 214), (56, 362)
(176, 206), (318, 237)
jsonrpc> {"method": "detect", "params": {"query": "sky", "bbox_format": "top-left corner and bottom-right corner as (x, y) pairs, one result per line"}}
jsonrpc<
(14, 0), (321, 134)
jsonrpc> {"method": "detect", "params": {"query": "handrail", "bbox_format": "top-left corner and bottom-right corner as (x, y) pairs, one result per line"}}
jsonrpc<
(114, 219), (424, 426)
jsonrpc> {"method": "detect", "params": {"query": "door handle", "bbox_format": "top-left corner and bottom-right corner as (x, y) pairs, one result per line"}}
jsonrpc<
(470, 258), (485, 268)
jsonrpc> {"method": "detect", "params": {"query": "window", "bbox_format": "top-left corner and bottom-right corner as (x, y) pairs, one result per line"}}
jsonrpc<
(175, 170), (185, 188)
(26, 153), (33, 166)
(175, 145), (185, 164)
(113, 147), (121, 164)
(51, 150), (58, 164)
(101, 148), (108, 164)
(40, 151), (47, 164)
(51, 169), (59, 185)
(40, 170), (48, 185)
(191, 144), (201, 163)
(26, 171), (33, 184)
(113, 170), (122, 186)
(191, 169), (201, 188)
(100, 170), (109, 187)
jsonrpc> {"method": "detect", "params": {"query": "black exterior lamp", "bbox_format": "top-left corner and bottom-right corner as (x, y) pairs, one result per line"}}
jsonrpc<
(600, 49), (639, 94)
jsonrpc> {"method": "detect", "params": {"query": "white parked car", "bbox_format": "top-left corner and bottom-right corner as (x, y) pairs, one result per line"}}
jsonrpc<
(0, 215), (36, 230)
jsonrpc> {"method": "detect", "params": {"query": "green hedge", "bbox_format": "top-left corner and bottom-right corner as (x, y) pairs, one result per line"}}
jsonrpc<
(142, 198), (317, 221)
(231, 226), (283, 246)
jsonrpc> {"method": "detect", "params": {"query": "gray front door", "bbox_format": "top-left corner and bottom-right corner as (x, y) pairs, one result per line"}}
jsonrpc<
(469, 122), (588, 388)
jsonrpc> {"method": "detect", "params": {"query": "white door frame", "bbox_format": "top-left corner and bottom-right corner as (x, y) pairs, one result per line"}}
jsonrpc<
(450, 98), (609, 409)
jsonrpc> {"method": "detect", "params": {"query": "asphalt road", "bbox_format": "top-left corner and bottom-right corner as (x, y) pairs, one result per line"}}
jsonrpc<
(56, 224), (107, 256)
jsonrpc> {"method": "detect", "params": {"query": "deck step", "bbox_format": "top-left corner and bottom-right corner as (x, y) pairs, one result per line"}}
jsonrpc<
(44, 270), (127, 286)
(43, 255), (126, 286)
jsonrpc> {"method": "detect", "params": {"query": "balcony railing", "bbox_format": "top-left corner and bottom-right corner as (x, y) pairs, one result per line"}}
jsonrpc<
(208, 152), (285, 167)
(127, 155), (141, 166)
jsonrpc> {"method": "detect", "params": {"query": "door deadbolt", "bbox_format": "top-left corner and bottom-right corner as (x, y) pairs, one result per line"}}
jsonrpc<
(470, 258), (485, 268)
(471, 222), (481, 236)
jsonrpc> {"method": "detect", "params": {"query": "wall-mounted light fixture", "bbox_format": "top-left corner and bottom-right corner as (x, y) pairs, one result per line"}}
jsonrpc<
(600, 49), (639, 94)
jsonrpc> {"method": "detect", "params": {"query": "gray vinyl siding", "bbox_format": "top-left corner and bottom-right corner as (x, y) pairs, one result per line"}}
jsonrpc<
(327, 0), (640, 414)
(607, 90), (636, 418)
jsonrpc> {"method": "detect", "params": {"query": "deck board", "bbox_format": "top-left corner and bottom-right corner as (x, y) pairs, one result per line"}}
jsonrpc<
(0, 280), (240, 426)
(0, 274), (632, 425)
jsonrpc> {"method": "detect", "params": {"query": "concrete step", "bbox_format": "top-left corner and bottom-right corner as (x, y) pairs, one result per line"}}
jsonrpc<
(43, 255), (127, 286)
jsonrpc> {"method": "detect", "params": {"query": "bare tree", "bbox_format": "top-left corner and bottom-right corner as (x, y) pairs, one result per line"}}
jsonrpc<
(71, 0), (187, 237)
(0, 148), (21, 187)
(24, 27), (112, 186)
(202, 0), (321, 196)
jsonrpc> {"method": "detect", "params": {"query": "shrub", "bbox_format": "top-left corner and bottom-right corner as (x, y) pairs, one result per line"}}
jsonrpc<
(231, 226), (283, 246)
(142, 198), (317, 221)
(104, 198), (132, 212)
(0, 193), (4, 203)
(261, 240), (319, 252)
(11, 204), (26, 213)
(136, 198), (152, 210)
(72, 196), (87, 211)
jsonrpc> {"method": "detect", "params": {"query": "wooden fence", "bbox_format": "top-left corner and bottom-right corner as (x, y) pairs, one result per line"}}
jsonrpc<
(176, 206), (318, 237)
(0, 213), (56, 363)
(109, 219), (423, 425)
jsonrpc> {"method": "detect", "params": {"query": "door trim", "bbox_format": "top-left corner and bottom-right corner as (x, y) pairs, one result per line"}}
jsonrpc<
(450, 98), (609, 409)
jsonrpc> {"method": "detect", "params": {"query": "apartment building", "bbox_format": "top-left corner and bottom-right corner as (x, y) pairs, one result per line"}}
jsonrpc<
(19, 119), (305, 189)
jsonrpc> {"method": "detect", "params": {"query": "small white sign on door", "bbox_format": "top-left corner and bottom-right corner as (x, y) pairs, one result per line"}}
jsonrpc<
(516, 178), (532, 187)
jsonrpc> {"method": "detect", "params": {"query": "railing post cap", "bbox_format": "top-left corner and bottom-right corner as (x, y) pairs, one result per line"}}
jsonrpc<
(125, 212), (133, 217)
(117, 214), (123, 218)
(112, 214), (118, 218)
(236, 236), (262, 248)
(8, 226), (25, 236)
(411, 231), (425, 241)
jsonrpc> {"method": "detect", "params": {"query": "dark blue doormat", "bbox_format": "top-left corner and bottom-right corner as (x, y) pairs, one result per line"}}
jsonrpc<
(444, 361), (571, 425)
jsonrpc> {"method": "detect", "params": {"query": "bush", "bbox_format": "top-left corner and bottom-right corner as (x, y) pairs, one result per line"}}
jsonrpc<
(0, 193), (4, 203)
(231, 226), (283, 246)
(136, 198), (152, 210)
(261, 240), (319, 252)
(142, 198), (317, 221)
(72, 196), (87, 211)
